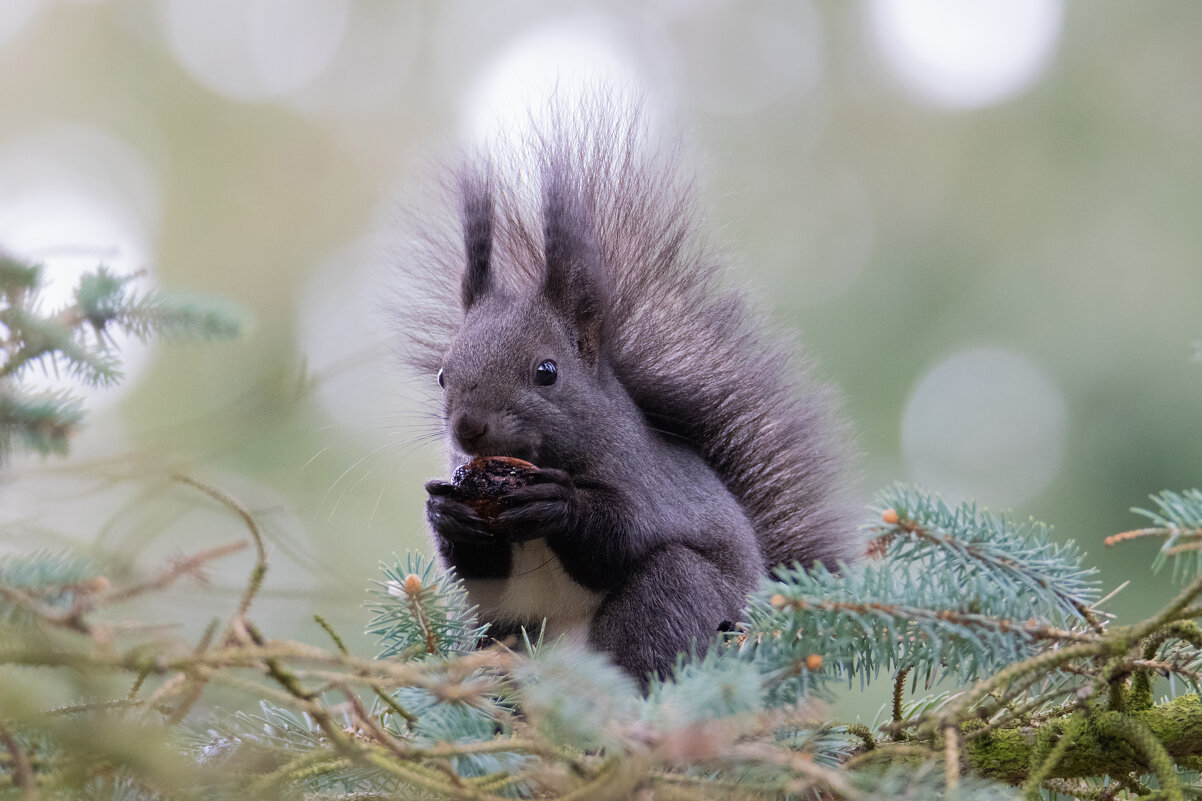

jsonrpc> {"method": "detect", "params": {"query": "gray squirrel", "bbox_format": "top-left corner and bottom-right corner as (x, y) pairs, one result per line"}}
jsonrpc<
(398, 99), (858, 685)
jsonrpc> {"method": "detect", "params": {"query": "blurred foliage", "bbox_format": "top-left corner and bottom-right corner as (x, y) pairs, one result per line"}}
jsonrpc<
(0, 0), (1198, 754)
(0, 257), (242, 457)
(2, 486), (1202, 798)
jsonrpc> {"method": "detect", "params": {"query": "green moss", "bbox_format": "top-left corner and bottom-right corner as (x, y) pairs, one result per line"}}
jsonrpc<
(964, 695), (1202, 785)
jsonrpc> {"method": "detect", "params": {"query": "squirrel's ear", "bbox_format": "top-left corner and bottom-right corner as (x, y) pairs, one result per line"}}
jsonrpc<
(459, 170), (494, 311)
(541, 169), (606, 365)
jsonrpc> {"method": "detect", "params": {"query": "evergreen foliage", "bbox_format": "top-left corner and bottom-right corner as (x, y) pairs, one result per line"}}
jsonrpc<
(0, 550), (101, 624)
(1, 262), (1200, 798)
(366, 553), (490, 660)
(0, 254), (243, 458)
(3, 484), (1201, 799)
(1126, 490), (1202, 581)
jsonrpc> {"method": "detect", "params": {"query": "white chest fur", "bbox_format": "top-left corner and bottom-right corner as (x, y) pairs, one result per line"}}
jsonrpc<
(463, 539), (604, 647)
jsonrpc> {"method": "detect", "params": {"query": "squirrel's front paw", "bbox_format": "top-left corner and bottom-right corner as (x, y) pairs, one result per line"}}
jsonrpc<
(494, 468), (575, 541)
(425, 480), (496, 545)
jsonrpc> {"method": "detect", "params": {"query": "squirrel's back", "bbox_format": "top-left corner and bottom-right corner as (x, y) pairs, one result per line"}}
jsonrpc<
(397, 97), (860, 571)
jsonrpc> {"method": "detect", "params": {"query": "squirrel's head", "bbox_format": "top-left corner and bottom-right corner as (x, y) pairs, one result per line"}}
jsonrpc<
(435, 166), (613, 469)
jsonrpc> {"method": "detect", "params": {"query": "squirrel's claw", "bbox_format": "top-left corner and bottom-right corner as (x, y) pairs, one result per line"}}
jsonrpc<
(425, 479), (458, 497)
(494, 479), (574, 539)
(426, 490), (495, 545)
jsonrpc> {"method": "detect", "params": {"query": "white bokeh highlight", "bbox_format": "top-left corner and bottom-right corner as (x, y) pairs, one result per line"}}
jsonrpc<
(867, 0), (1064, 109)
(0, 0), (44, 51)
(901, 347), (1067, 508)
(0, 126), (160, 407)
(163, 0), (349, 104)
(284, 4), (421, 115)
(462, 20), (642, 144)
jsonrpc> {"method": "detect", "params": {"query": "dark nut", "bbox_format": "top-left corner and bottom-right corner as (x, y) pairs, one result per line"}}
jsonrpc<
(451, 456), (540, 522)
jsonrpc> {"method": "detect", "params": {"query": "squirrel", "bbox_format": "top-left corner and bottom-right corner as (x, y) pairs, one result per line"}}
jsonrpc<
(396, 98), (859, 686)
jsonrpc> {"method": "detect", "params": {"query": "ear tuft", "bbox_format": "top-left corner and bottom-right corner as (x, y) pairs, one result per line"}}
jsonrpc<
(459, 168), (494, 310)
(541, 163), (607, 364)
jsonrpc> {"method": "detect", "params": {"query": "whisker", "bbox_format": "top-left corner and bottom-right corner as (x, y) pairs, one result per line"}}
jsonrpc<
(367, 486), (386, 528)
(327, 440), (405, 498)
(302, 443), (335, 470)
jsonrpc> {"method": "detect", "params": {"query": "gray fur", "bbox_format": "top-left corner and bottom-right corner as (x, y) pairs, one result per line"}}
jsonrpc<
(392, 97), (859, 683)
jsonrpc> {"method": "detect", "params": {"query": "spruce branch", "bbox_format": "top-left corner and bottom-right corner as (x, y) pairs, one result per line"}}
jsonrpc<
(1019, 709), (1086, 800)
(892, 667), (912, 725)
(0, 254), (41, 295)
(367, 554), (488, 661)
(169, 471), (268, 645)
(748, 559), (1092, 697)
(3, 370), (1201, 801)
(69, 267), (244, 344)
(1115, 490), (1202, 581)
(0, 389), (84, 457)
(0, 304), (121, 386)
(0, 721), (39, 801)
(870, 484), (1100, 626)
(0, 256), (243, 462)
(0, 550), (103, 622)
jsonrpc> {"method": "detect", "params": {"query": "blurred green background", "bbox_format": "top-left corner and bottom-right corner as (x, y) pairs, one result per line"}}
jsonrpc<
(0, 0), (1199, 711)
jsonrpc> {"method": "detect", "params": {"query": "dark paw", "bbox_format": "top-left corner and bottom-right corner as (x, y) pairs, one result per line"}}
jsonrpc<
(494, 469), (575, 540)
(425, 481), (496, 545)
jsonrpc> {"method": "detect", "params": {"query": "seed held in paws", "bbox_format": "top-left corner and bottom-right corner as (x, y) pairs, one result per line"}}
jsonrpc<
(451, 456), (541, 525)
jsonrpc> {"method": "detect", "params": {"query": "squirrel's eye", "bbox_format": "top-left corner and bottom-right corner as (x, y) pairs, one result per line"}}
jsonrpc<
(534, 359), (558, 386)
(437, 368), (445, 389)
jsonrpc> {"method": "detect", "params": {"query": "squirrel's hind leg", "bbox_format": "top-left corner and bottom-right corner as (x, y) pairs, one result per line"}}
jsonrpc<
(588, 543), (746, 690)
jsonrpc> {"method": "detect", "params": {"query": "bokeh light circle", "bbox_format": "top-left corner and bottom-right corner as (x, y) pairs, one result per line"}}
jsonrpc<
(163, 0), (349, 103)
(0, 0), (44, 52)
(867, 0), (1064, 109)
(462, 20), (642, 144)
(0, 126), (160, 408)
(901, 347), (1067, 507)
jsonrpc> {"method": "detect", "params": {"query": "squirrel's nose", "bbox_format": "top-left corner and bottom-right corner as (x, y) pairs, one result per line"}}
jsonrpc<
(452, 414), (489, 453)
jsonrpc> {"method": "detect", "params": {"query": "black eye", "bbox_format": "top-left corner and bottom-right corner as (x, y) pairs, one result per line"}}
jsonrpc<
(437, 368), (445, 389)
(534, 359), (557, 386)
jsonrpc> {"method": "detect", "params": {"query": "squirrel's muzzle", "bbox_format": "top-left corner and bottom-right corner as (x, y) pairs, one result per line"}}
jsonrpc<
(451, 412), (489, 454)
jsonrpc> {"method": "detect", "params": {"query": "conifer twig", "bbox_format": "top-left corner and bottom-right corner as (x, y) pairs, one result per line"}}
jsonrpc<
(102, 541), (248, 605)
(892, 667), (911, 723)
(943, 723), (960, 790)
(0, 722), (38, 801)
(1096, 714), (1185, 801)
(1020, 710), (1085, 800)
(170, 472), (269, 638)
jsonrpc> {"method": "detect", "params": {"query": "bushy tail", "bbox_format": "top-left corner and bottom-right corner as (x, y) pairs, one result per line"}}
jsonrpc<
(395, 96), (861, 570)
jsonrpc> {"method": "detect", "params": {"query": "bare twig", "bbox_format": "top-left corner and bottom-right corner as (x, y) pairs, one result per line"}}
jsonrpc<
(892, 667), (912, 724)
(0, 721), (39, 801)
(103, 541), (247, 605)
(170, 472), (268, 636)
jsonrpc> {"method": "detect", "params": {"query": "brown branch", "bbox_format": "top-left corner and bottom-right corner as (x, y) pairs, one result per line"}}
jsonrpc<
(961, 695), (1202, 785)
(170, 472), (268, 636)
(1106, 528), (1202, 547)
(103, 541), (247, 605)
(892, 667), (911, 724)
(943, 724), (960, 790)
(0, 721), (38, 801)
(1130, 658), (1201, 683)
